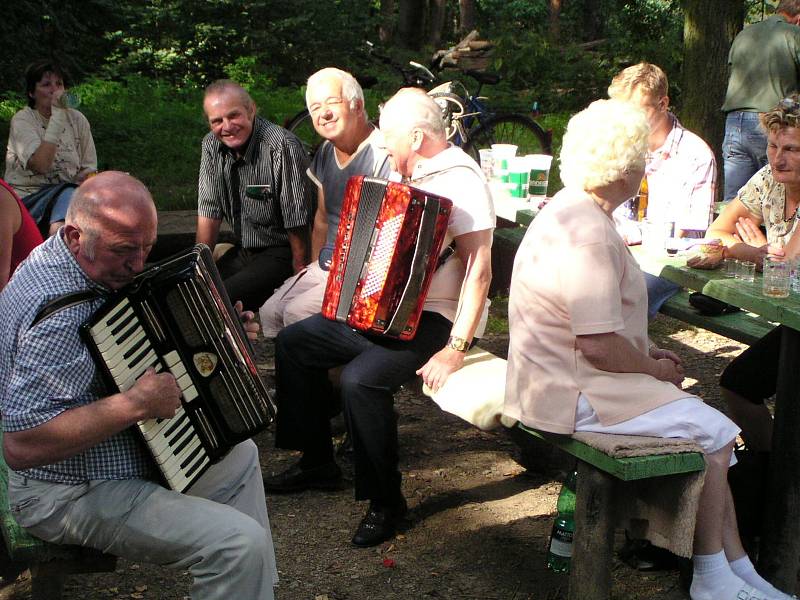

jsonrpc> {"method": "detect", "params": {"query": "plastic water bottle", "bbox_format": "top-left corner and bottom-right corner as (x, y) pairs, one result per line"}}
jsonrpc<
(547, 470), (577, 573)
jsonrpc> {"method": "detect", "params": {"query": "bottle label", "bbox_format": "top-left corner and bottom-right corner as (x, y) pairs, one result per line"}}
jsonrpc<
(550, 533), (572, 558)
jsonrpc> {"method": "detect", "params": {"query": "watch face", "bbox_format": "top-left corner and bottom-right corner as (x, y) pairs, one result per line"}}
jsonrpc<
(448, 336), (468, 351)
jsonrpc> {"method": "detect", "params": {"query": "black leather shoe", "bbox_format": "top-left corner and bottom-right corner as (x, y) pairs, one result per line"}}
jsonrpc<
(263, 461), (343, 493)
(351, 498), (407, 547)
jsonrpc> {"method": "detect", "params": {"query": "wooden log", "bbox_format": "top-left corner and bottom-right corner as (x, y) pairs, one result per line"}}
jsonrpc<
(570, 463), (615, 600)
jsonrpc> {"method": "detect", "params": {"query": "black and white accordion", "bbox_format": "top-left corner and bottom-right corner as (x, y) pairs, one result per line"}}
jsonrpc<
(80, 244), (275, 493)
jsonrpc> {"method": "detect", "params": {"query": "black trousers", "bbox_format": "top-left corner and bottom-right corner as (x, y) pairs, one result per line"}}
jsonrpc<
(274, 312), (452, 503)
(720, 325), (782, 404)
(216, 245), (292, 312)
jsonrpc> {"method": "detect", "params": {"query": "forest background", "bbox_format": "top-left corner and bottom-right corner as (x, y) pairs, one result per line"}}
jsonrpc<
(0, 0), (779, 209)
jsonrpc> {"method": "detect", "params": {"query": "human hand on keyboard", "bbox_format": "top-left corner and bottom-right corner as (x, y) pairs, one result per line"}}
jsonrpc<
(234, 300), (260, 341)
(129, 368), (182, 419)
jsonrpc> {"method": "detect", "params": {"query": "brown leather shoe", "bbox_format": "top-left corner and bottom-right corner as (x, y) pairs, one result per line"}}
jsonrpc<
(263, 461), (343, 493)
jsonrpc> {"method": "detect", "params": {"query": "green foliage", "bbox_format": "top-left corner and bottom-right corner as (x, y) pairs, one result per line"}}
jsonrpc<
(0, 0), (120, 92)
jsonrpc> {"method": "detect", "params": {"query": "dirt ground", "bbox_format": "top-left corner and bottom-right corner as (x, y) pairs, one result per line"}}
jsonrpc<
(0, 312), (759, 600)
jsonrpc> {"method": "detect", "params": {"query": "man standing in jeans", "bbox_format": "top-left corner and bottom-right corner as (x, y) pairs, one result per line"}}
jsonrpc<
(722, 0), (800, 201)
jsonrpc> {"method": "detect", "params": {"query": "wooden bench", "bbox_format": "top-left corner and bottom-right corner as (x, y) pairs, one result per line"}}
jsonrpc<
(518, 426), (704, 600)
(0, 436), (116, 599)
(425, 346), (706, 600)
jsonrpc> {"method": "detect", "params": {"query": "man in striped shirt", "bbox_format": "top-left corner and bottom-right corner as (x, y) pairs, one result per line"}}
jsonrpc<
(197, 80), (314, 311)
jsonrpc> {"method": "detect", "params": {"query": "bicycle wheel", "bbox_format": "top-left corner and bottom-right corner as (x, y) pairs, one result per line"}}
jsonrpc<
(463, 114), (552, 164)
(285, 109), (324, 160)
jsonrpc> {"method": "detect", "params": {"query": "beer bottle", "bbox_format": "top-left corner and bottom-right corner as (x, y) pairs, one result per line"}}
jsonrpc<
(636, 176), (649, 221)
(546, 470), (577, 573)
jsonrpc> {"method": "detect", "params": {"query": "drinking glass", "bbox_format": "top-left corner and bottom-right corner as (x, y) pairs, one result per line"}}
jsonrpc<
(762, 256), (790, 298)
(736, 260), (756, 282)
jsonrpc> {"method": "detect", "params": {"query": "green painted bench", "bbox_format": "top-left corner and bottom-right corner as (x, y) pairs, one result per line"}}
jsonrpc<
(518, 425), (705, 600)
(659, 290), (775, 346)
(0, 433), (116, 599)
(425, 341), (706, 600)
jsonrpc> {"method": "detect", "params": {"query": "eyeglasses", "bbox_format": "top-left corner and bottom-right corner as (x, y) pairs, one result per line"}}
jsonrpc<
(777, 97), (800, 124)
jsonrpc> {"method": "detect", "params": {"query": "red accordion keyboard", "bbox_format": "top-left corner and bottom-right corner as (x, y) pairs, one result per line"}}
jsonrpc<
(322, 176), (452, 340)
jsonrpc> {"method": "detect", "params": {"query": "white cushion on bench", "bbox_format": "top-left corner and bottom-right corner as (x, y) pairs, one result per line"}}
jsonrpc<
(422, 347), (517, 430)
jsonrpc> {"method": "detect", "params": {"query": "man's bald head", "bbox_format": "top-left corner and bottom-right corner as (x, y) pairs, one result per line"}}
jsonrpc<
(378, 88), (448, 177)
(64, 172), (158, 289)
(379, 88), (446, 141)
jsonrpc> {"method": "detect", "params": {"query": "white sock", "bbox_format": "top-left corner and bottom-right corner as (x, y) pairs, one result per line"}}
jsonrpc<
(729, 555), (796, 600)
(691, 550), (770, 600)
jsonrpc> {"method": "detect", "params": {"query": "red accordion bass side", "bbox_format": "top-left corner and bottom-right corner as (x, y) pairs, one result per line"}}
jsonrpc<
(322, 176), (452, 340)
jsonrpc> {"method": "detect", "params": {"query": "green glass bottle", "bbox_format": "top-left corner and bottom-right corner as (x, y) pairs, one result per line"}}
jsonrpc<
(546, 470), (577, 573)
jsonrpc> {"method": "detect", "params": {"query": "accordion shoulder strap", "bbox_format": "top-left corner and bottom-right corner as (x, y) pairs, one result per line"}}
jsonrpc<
(30, 289), (103, 329)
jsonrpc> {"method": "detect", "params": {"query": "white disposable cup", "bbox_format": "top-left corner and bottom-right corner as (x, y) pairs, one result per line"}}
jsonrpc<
(490, 144), (518, 181)
(526, 154), (553, 201)
(508, 156), (530, 198)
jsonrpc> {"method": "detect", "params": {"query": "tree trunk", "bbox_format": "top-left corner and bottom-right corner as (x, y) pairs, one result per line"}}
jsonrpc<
(458, 0), (475, 37)
(379, 0), (396, 43)
(397, 0), (426, 50)
(680, 0), (745, 201)
(549, 0), (563, 43)
(427, 0), (446, 47)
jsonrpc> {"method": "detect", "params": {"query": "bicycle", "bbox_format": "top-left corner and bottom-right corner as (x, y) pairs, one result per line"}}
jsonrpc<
(285, 42), (552, 163)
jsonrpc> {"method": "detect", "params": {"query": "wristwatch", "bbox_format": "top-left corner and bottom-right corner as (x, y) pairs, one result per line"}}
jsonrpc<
(447, 335), (470, 352)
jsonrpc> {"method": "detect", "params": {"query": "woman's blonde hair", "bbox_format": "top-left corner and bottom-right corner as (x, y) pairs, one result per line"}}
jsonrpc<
(559, 99), (649, 191)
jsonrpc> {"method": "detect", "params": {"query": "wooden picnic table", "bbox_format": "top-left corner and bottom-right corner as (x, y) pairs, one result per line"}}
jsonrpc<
(632, 246), (800, 593)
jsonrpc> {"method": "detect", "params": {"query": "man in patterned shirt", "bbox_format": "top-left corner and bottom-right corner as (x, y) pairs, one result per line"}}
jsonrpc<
(197, 80), (315, 311)
(0, 172), (278, 599)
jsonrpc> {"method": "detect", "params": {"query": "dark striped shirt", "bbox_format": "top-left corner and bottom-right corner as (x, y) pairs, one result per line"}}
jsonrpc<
(198, 116), (314, 250)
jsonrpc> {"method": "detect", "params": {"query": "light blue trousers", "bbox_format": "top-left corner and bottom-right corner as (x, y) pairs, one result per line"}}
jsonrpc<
(9, 440), (277, 599)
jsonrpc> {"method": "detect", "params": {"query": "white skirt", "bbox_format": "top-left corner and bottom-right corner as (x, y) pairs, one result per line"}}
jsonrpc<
(575, 393), (741, 464)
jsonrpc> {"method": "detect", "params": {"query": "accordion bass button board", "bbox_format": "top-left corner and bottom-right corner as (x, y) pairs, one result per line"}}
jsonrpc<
(81, 244), (275, 493)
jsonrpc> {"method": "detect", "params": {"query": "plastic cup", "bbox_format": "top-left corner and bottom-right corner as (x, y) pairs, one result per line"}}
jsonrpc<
(736, 260), (756, 282)
(526, 154), (552, 201)
(478, 149), (493, 179)
(508, 157), (530, 198)
(641, 219), (664, 254)
(490, 144), (517, 182)
(762, 256), (790, 298)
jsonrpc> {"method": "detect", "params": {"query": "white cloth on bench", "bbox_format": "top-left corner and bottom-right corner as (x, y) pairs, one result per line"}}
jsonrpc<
(423, 347), (517, 430)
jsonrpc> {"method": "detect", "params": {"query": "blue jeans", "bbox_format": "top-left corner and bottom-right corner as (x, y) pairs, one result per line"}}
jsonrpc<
(723, 111), (768, 202)
(274, 311), (452, 503)
(645, 272), (680, 320)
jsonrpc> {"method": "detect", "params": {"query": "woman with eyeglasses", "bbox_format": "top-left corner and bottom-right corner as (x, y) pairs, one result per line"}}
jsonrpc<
(705, 94), (800, 454)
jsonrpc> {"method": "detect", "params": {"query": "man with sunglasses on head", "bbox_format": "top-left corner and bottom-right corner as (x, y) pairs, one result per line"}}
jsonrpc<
(722, 0), (800, 202)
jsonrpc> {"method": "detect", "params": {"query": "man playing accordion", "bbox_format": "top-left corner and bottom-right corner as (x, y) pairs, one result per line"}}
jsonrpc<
(264, 88), (495, 547)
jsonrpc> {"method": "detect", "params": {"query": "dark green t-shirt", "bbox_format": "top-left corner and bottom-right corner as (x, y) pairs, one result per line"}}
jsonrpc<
(722, 15), (800, 113)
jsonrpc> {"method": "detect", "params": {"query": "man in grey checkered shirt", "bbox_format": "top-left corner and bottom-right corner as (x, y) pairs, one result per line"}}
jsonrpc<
(0, 172), (278, 598)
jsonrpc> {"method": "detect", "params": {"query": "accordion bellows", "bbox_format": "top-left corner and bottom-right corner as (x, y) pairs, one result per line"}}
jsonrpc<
(322, 176), (452, 340)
